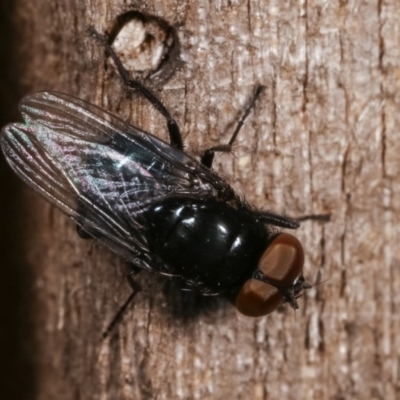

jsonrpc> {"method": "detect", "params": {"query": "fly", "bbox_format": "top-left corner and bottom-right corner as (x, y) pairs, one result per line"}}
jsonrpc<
(1, 28), (314, 333)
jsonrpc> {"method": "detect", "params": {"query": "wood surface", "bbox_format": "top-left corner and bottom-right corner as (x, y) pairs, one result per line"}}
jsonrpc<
(1, 1), (400, 399)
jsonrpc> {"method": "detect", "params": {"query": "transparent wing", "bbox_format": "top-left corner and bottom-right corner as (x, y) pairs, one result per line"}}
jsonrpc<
(1, 91), (234, 268)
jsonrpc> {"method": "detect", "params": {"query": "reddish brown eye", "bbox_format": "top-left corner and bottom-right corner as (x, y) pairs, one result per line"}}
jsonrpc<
(235, 233), (305, 317)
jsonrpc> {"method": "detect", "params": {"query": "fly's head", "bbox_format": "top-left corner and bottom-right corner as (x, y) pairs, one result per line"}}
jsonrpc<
(234, 233), (312, 317)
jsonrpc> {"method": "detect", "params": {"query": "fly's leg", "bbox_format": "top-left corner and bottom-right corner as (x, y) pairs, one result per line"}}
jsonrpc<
(102, 268), (142, 338)
(88, 27), (183, 150)
(257, 211), (331, 230)
(198, 85), (298, 229)
(258, 211), (300, 230)
(201, 85), (264, 168)
(296, 214), (331, 223)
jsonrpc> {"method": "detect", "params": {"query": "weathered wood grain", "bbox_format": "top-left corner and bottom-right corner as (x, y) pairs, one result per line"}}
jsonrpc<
(1, 1), (400, 399)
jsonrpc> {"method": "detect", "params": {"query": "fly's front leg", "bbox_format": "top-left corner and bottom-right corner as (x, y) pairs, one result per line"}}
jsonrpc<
(296, 214), (331, 223)
(88, 27), (184, 150)
(201, 85), (264, 168)
(257, 211), (331, 230)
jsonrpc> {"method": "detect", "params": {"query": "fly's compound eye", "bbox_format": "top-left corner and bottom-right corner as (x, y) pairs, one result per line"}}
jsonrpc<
(235, 233), (309, 317)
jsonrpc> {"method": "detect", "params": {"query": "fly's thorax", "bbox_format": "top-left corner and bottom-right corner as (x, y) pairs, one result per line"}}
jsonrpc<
(143, 198), (270, 293)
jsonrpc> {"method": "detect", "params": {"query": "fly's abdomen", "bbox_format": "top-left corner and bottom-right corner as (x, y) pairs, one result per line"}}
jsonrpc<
(144, 198), (268, 293)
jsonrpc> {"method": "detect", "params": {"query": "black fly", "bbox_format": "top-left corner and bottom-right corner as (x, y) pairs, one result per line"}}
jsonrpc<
(1, 29), (312, 333)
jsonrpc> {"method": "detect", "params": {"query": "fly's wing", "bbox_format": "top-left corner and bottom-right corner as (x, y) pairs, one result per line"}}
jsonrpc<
(1, 91), (234, 269)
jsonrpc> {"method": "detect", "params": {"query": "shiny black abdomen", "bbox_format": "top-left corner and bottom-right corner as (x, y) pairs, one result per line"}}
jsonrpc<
(144, 198), (269, 293)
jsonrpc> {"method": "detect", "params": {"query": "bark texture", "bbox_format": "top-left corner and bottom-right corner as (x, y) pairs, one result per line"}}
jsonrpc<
(1, 1), (400, 399)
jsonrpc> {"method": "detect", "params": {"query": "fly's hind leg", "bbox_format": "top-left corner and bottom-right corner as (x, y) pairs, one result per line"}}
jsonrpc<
(201, 86), (264, 168)
(88, 27), (184, 150)
(102, 267), (142, 338)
